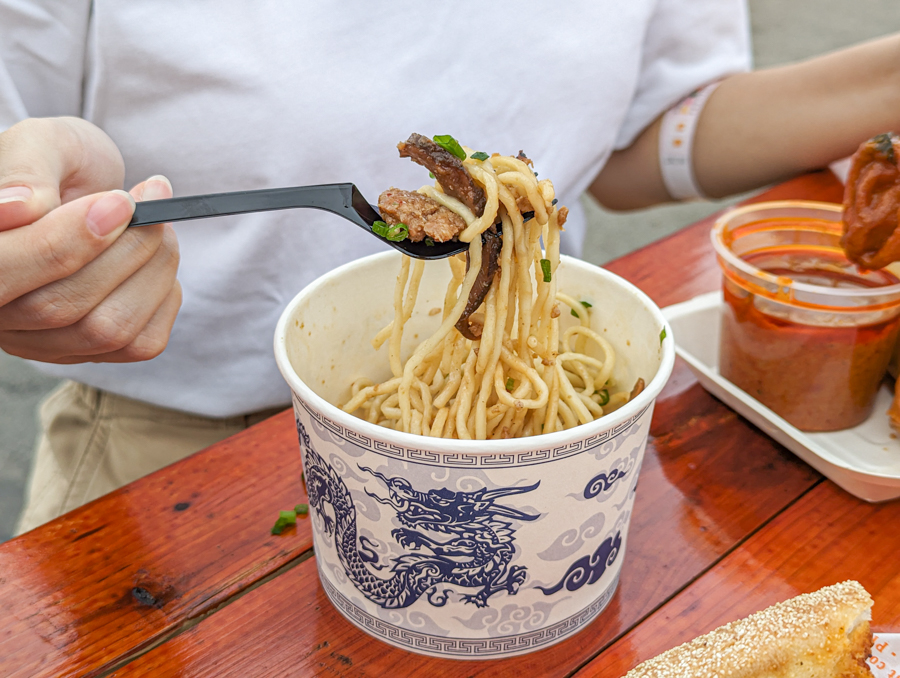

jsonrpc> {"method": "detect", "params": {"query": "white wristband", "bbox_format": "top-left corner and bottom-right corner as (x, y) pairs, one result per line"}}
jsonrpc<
(659, 81), (720, 201)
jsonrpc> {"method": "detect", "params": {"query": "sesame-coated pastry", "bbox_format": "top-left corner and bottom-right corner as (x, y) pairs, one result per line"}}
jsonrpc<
(624, 581), (873, 678)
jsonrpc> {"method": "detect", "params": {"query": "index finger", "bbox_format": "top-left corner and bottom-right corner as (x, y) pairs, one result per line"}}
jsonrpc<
(0, 189), (135, 306)
(0, 117), (125, 233)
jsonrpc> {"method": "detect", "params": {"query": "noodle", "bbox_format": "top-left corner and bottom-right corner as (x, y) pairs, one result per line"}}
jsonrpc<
(342, 144), (639, 438)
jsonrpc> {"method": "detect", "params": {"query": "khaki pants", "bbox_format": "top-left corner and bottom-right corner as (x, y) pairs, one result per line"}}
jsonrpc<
(16, 381), (287, 535)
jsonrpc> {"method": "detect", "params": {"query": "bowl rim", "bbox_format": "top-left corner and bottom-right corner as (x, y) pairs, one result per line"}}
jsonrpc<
(711, 199), (900, 300)
(274, 251), (675, 454)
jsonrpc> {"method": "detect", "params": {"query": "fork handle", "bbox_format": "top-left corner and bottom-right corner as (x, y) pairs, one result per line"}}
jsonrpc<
(128, 183), (369, 227)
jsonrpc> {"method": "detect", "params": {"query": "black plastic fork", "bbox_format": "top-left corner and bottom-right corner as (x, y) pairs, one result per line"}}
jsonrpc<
(127, 182), (471, 260)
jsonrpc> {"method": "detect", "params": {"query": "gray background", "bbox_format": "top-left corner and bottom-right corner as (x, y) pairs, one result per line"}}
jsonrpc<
(2, 0), (900, 542)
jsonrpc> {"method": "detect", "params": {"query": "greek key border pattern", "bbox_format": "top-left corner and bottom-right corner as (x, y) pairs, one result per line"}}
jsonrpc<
(293, 396), (649, 469)
(318, 571), (620, 658)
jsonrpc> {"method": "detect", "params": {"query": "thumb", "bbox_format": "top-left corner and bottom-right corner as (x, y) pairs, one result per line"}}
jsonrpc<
(0, 117), (125, 233)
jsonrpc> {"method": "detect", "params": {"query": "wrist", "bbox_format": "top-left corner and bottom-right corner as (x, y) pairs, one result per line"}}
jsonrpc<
(658, 81), (722, 201)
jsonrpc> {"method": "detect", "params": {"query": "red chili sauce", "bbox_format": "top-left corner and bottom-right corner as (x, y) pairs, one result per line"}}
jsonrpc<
(720, 247), (900, 432)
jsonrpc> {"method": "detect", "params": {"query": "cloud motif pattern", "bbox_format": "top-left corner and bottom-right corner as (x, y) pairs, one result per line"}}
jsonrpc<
(536, 511), (606, 561)
(535, 532), (622, 595)
(452, 598), (569, 636)
(583, 456), (635, 499)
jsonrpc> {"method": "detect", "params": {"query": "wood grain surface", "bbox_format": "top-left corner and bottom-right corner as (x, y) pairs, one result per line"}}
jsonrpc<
(0, 410), (309, 678)
(576, 480), (900, 676)
(107, 173), (842, 678)
(4, 170), (881, 678)
(108, 362), (821, 677)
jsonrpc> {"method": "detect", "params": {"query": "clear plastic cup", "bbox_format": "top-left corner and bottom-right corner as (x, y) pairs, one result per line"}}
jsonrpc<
(711, 200), (900, 431)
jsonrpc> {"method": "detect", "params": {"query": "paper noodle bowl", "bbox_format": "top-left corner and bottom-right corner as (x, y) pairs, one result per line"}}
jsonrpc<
(274, 251), (674, 659)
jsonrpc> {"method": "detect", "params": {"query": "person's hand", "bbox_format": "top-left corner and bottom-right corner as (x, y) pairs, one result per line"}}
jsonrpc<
(0, 117), (181, 364)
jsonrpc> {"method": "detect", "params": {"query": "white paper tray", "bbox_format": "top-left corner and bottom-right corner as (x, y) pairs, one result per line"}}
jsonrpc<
(662, 292), (900, 502)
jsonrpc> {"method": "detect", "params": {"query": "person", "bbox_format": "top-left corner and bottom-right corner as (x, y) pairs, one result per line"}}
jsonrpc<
(1, 1), (898, 533)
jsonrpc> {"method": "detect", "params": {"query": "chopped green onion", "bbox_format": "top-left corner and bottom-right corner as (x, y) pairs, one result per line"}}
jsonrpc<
(540, 259), (552, 283)
(432, 134), (467, 161)
(429, 172), (435, 179)
(505, 377), (515, 392)
(294, 503), (309, 515)
(660, 327), (667, 344)
(372, 220), (409, 242)
(572, 301), (591, 317)
(425, 237), (435, 247)
(271, 509), (297, 535)
(386, 224), (409, 242)
(470, 151), (489, 161)
(596, 389), (610, 406)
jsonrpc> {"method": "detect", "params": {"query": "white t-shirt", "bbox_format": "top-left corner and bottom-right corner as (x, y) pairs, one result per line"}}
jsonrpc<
(0, 1), (750, 417)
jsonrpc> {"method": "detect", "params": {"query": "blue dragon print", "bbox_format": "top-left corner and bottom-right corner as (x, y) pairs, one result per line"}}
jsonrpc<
(297, 421), (540, 609)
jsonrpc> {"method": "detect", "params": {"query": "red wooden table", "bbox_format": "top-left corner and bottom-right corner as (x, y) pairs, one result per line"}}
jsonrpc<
(2, 171), (897, 678)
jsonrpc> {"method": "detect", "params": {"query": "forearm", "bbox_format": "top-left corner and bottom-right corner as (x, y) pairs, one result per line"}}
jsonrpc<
(589, 117), (668, 210)
(696, 33), (900, 198)
(590, 33), (900, 209)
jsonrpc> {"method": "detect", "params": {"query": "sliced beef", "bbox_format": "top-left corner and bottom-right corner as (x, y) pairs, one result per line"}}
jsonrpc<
(455, 227), (502, 341)
(516, 194), (533, 214)
(397, 133), (486, 216)
(378, 188), (466, 242)
(629, 378), (645, 400)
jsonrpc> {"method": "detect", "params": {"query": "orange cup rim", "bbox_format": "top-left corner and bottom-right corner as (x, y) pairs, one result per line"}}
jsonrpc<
(711, 200), (900, 307)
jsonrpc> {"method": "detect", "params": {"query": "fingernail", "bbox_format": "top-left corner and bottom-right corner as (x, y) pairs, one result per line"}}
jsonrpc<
(0, 185), (33, 204)
(140, 175), (173, 201)
(86, 189), (136, 236)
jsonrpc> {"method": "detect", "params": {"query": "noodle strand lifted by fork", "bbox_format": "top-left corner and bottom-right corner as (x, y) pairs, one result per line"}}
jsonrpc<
(343, 147), (636, 439)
